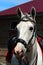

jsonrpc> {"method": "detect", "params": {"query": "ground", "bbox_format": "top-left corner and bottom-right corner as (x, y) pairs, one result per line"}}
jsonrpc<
(0, 48), (7, 65)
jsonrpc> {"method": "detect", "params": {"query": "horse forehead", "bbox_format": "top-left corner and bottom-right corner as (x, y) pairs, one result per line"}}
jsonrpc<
(21, 22), (33, 27)
(17, 14), (34, 29)
(18, 21), (33, 26)
(17, 21), (33, 31)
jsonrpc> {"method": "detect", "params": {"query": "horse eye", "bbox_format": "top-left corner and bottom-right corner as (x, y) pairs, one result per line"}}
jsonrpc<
(29, 27), (33, 31)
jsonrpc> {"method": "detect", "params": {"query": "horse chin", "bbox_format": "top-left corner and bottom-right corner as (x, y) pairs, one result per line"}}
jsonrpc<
(15, 51), (25, 60)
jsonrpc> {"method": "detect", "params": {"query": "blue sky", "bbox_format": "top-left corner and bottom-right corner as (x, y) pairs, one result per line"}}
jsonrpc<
(0, 0), (32, 11)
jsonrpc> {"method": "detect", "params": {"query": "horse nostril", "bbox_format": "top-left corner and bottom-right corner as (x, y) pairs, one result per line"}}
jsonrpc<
(29, 27), (33, 31)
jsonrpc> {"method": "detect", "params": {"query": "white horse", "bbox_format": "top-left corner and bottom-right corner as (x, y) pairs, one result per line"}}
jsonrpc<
(6, 7), (42, 65)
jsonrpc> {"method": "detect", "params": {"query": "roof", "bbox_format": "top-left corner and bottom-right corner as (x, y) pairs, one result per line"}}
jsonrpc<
(0, 0), (43, 15)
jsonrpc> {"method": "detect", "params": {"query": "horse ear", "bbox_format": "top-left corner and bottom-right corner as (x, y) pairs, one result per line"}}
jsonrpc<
(30, 7), (36, 20)
(17, 7), (24, 18)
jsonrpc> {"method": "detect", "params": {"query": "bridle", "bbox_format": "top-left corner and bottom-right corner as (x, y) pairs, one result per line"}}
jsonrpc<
(13, 15), (37, 65)
(14, 15), (36, 51)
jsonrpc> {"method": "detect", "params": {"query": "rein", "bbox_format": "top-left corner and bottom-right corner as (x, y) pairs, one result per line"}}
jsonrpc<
(15, 50), (38, 65)
(23, 53), (38, 65)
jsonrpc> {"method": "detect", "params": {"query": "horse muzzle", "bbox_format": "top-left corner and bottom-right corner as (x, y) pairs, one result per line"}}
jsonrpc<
(14, 48), (24, 59)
